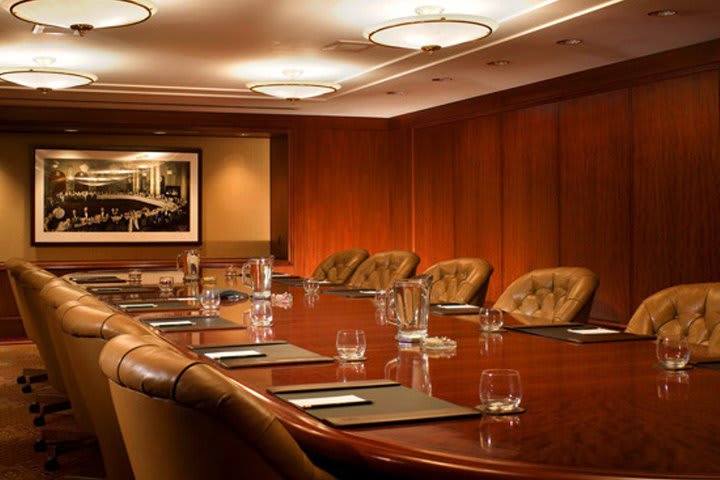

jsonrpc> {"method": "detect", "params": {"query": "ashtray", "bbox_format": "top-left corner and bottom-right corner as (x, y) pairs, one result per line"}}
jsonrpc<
(422, 336), (457, 352)
(474, 405), (526, 415)
(334, 356), (367, 363)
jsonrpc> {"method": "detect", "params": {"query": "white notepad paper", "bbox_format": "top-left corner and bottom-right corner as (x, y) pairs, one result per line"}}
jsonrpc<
(204, 350), (263, 359)
(148, 320), (194, 327)
(567, 327), (619, 335)
(438, 304), (476, 309)
(359, 290), (378, 294)
(120, 303), (157, 309)
(289, 394), (368, 409)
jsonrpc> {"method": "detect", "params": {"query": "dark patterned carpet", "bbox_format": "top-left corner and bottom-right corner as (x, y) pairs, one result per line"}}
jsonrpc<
(0, 344), (104, 479)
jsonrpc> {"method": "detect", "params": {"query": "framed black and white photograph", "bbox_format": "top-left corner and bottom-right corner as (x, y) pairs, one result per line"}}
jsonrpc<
(32, 147), (201, 245)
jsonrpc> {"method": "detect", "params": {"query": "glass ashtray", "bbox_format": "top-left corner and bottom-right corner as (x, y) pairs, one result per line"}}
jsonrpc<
(422, 336), (457, 352)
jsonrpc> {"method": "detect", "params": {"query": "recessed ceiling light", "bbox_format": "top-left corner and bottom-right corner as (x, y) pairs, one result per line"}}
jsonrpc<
(0, 57), (97, 93)
(648, 9), (677, 17)
(364, 6), (498, 53)
(487, 60), (510, 66)
(556, 38), (583, 46)
(432, 76), (453, 82)
(247, 69), (340, 101)
(153, 131), (167, 135)
(64, 128), (78, 133)
(2, 0), (157, 35)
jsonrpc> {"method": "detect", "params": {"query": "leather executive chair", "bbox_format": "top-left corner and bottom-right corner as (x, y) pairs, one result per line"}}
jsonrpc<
(60, 302), (169, 480)
(423, 258), (493, 306)
(311, 248), (369, 284)
(626, 283), (720, 350)
(346, 250), (420, 290)
(494, 267), (599, 324)
(99, 334), (335, 480)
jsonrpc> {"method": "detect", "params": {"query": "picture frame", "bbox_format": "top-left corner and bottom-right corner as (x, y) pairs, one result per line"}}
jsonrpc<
(32, 147), (202, 246)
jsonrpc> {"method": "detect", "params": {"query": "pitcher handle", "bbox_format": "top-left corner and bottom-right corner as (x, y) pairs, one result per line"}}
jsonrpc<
(241, 262), (252, 288)
(384, 357), (398, 381)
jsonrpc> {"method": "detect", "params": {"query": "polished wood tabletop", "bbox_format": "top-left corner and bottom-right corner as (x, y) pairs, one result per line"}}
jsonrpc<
(92, 269), (720, 480)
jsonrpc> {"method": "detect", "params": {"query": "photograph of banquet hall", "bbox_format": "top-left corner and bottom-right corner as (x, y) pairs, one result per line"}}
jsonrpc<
(40, 150), (192, 234)
(1, 1), (720, 480)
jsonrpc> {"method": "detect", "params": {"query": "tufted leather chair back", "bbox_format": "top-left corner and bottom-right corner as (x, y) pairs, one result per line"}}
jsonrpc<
(60, 303), (165, 480)
(99, 335), (334, 480)
(625, 283), (720, 349)
(346, 250), (420, 290)
(423, 258), (493, 306)
(494, 267), (599, 324)
(311, 248), (369, 284)
(5, 258), (40, 342)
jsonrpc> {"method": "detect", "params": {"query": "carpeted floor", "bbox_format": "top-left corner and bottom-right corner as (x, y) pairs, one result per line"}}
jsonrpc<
(0, 344), (104, 479)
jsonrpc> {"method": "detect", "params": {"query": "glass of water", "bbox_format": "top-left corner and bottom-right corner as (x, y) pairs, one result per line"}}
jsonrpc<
(479, 369), (522, 414)
(128, 270), (142, 285)
(158, 276), (174, 293)
(249, 300), (273, 327)
(303, 278), (320, 296)
(479, 308), (504, 332)
(656, 334), (690, 370)
(336, 329), (367, 361)
(200, 288), (221, 313)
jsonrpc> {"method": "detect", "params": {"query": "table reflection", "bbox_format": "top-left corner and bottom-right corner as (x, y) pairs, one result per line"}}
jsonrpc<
(479, 415), (522, 458)
(479, 333), (504, 357)
(336, 362), (367, 383)
(384, 345), (431, 395)
(656, 370), (690, 401)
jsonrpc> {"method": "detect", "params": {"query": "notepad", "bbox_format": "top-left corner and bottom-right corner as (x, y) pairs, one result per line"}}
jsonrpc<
(437, 304), (477, 310)
(147, 320), (194, 327)
(94, 287), (123, 292)
(318, 280), (333, 284)
(272, 273), (291, 277)
(359, 290), (378, 294)
(288, 394), (370, 409)
(120, 303), (157, 309)
(567, 327), (619, 335)
(204, 350), (265, 360)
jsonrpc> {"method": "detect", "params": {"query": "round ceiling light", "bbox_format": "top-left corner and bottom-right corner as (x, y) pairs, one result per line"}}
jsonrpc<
(247, 69), (340, 101)
(0, 57), (97, 93)
(2, 0), (157, 34)
(363, 6), (498, 53)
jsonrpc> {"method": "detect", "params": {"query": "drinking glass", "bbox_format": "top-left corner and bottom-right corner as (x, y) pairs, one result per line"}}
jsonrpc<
(656, 334), (690, 370)
(479, 308), (504, 332)
(479, 369), (523, 413)
(200, 288), (221, 313)
(242, 257), (273, 299)
(249, 300), (273, 327)
(336, 330), (367, 361)
(303, 278), (320, 296)
(158, 276), (174, 293)
(392, 278), (430, 343)
(128, 270), (142, 285)
(373, 289), (388, 310)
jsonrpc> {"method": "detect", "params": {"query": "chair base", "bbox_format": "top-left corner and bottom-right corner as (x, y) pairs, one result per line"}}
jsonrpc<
(36, 416), (97, 473)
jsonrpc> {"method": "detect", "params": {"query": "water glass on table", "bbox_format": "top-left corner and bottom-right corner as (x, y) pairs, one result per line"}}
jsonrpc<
(656, 334), (690, 370)
(249, 300), (273, 327)
(200, 288), (221, 313)
(479, 308), (504, 332)
(336, 329), (367, 362)
(479, 369), (523, 414)
(158, 276), (174, 294)
(303, 278), (320, 296)
(128, 270), (142, 285)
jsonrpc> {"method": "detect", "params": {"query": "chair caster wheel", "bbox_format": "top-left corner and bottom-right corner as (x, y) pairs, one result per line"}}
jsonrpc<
(33, 415), (46, 427)
(29, 402), (40, 414)
(17, 375), (27, 384)
(21, 384), (32, 394)
(33, 439), (47, 452)
(44, 456), (59, 471)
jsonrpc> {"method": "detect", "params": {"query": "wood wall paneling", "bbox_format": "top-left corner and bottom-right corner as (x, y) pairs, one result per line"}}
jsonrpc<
(558, 90), (632, 323)
(412, 123), (457, 271)
(453, 116), (504, 300)
(631, 71), (720, 308)
(501, 104), (560, 289)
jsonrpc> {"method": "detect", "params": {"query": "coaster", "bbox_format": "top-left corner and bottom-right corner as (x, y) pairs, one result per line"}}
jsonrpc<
(655, 364), (694, 371)
(333, 356), (367, 363)
(474, 405), (526, 415)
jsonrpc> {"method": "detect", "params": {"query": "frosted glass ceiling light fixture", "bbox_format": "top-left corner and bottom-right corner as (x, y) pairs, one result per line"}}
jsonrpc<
(0, 56), (97, 93)
(363, 5), (498, 53)
(247, 69), (341, 101)
(2, 0), (157, 35)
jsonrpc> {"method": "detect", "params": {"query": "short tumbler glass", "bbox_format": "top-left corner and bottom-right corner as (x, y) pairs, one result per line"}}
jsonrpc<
(200, 288), (221, 313)
(128, 270), (142, 285)
(479, 308), (504, 333)
(303, 278), (320, 296)
(479, 369), (522, 413)
(656, 335), (691, 370)
(336, 330), (367, 361)
(249, 300), (273, 327)
(158, 276), (174, 293)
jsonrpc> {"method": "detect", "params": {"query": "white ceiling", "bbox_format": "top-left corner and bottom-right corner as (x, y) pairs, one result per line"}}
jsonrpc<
(0, 0), (718, 118)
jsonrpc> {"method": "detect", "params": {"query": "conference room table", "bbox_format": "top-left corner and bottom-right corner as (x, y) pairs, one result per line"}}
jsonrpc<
(78, 268), (720, 480)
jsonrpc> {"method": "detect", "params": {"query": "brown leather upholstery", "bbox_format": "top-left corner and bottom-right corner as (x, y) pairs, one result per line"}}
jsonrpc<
(494, 267), (599, 324)
(5, 258), (40, 342)
(626, 283), (720, 349)
(60, 303), (163, 480)
(99, 335), (335, 480)
(346, 250), (420, 290)
(312, 248), (369, 284)
(423, 258), (493, 306)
